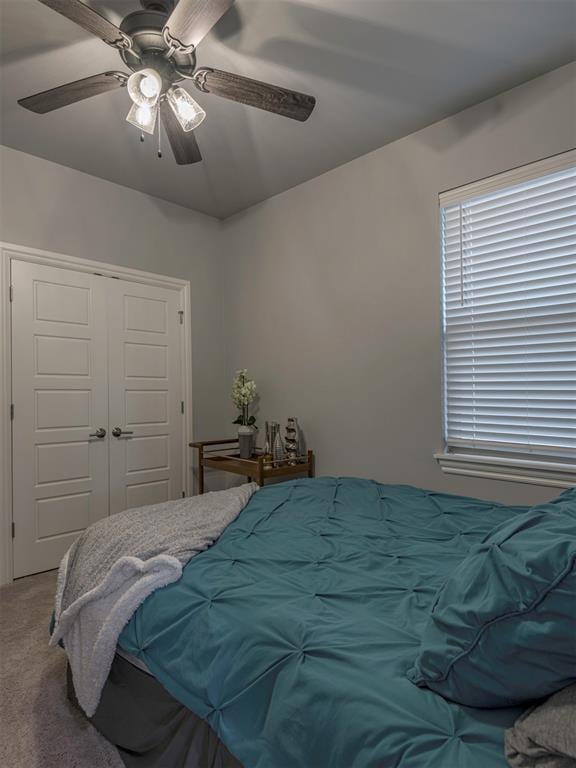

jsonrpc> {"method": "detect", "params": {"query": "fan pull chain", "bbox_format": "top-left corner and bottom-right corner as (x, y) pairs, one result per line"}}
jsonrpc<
(140, 133), (145, 143)
(157, 111), (163, 159)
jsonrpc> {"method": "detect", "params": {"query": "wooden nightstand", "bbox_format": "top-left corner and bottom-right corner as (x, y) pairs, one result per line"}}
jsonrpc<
(190, 439), (315, 494)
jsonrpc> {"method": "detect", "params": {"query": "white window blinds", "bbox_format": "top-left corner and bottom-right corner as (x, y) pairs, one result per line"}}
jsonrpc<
(441, 154), (576, 461)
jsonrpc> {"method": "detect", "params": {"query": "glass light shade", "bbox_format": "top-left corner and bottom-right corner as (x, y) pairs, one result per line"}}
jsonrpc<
(127, 69), (162, 107)
(166, 87), (206, 132)
(126, 102), (158, 135)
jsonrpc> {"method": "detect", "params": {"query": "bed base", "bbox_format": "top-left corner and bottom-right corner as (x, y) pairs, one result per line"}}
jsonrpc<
(66, 655), (243, 768)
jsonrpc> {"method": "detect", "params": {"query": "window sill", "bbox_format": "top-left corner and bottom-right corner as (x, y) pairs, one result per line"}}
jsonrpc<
(434, 452), (576, 489)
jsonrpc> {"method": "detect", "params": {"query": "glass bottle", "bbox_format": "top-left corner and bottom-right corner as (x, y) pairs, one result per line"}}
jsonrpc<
(271, 422), (284, 466)
(264, 421), (273, 468)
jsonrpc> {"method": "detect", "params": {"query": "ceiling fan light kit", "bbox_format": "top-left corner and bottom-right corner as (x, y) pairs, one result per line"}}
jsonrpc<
(127, 68), (163, 107)
(166, 87), (206, 132)
(19, 0), (317, 166)
(126, 101), (158, 134)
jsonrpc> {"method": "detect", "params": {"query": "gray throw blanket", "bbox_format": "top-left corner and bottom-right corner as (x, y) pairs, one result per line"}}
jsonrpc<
(505, 684), (576, 768)
(50, 483), (257, 717)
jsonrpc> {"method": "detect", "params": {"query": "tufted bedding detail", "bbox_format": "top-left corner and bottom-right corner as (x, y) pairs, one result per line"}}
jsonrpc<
(119, 477), (532, 768)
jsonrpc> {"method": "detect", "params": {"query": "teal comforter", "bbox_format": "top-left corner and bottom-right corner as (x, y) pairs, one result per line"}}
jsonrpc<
(119, 477), (530, 768)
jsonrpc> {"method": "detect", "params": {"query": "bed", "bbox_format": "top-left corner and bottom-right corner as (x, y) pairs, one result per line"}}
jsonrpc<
(72, 476), (541, 768)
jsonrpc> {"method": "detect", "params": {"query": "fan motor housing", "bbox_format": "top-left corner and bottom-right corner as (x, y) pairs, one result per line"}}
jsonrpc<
(140, 0), (175, 12)
(119, 9), (196, 81)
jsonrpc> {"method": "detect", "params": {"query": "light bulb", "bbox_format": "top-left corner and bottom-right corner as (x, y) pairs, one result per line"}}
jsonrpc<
(126, 102), (158, 134)
(177, 101), (196, 121)
(140, 75), (160, 99)
(166, 86), (206, 132)
(137, 106), (151, 123)
(127, 69), (162, 107)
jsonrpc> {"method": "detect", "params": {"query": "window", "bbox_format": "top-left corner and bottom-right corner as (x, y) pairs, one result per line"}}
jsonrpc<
(437, 151), (576, 488)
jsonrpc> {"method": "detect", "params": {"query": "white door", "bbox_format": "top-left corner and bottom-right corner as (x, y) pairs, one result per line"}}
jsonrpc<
(11, 261), (186, 578)
(107, 279), (183, 514)
(11, 261), (109, 578)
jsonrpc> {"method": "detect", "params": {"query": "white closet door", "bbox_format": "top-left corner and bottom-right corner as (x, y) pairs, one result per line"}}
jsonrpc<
(11, 261), (109, 578)
(107, 279), (184, 514)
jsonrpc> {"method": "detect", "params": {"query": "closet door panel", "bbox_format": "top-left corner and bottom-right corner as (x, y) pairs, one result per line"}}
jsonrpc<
(11, 261), (109, 578)
(108, 280), (183, 514)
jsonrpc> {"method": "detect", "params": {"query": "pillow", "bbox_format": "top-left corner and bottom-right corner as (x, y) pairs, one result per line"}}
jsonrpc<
(505, 683), (576, 768)
(407, 488), (576, 707)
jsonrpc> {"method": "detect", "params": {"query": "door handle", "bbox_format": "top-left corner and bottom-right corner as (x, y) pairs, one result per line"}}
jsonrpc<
(112, 427), (134, 438)
(89, 427), (107, 439)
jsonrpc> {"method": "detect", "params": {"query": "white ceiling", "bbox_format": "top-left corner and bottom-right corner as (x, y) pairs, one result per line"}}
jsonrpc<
(1, 0), (575, 219)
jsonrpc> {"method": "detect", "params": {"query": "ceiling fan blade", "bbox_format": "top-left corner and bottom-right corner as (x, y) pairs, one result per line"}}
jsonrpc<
(37, 0), (131, 49)
(163, 0), (235, 51)
(161, 102), (202, 165)
(18, 72), (128, 114)
(192, 68), (316, 122)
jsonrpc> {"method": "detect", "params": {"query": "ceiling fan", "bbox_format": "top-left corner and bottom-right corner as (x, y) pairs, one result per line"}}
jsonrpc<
(18, 0), (317, 165)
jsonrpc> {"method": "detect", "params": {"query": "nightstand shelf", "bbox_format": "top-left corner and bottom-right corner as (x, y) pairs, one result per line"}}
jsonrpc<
(190, 439), (315, 494)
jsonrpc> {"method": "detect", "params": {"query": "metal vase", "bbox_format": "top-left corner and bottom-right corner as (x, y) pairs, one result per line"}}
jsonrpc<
(285, 417), (299, 465)
(238, 424), (253, 459)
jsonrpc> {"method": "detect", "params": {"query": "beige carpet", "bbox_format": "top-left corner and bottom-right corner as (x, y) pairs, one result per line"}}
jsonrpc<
(0, 570), (124, 768)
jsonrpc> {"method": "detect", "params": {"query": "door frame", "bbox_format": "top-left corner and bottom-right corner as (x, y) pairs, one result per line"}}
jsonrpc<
(0, 242), (194, 585)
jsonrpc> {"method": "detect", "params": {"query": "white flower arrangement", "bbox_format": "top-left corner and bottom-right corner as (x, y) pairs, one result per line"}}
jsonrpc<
(231, 369), (257, 427)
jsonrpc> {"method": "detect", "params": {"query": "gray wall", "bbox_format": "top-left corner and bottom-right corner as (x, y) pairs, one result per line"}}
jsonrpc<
(0, 145), (228, 443)
(2, 62), (574, 506)
(220, 62), (576, 505)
